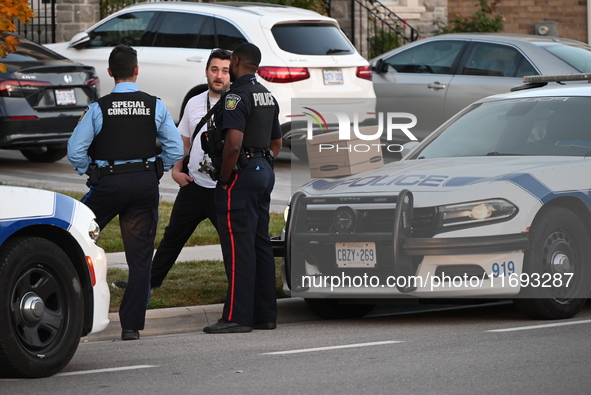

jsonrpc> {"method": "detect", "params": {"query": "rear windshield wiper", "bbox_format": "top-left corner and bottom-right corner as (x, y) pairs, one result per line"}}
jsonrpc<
(326, 48), (350, 55)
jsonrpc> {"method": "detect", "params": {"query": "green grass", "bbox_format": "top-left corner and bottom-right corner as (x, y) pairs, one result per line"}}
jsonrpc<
(108, 259), (286, 312)
(60, 191), (285, 253)
(59, 190), (287, 311)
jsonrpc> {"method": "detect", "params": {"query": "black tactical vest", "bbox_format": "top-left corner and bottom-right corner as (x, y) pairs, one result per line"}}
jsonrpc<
(239, 81), (277, 150)
(92, 91), (157, 161)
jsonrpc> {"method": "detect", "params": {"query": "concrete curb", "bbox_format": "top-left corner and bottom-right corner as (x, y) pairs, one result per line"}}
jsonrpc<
(83, 297), (318, 341)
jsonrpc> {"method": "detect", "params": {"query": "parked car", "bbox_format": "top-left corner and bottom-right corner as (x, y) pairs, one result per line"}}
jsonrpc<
(0, 186), (109, 378)
(275, 74), (591, 320)
(44, 2), (376, 154)
(0, 34), (99, 162)
(371, 33), (591, 141)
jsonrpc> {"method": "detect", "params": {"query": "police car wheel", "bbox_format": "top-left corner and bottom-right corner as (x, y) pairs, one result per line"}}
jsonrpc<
(304, 298), (375, 319)
(0, 237), (84, 378)
(513, 207), (591, 320)
(20, 146), (67, 163)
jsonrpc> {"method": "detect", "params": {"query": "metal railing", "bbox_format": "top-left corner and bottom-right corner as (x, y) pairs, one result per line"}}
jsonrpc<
(15, 0), (56, 44)
(346, 0), (419, 59)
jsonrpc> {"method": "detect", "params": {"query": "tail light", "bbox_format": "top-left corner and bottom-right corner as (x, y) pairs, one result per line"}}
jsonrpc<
(85, 76), (100, 89)
(257, 66), (310, 83)
(0, 78), (52, 97)
(356, 66), (373, 81)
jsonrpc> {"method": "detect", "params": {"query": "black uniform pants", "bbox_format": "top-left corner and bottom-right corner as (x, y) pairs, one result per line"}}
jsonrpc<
(82, 170), (159, 331)
(150, 181), (217, 288)
(215, 157), (277, 326)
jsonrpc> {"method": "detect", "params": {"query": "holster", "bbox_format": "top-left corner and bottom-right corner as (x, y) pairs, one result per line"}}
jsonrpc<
(264, 149), (275, 169)
(155, 157), (164, 180)
(87, 163), (99, 186)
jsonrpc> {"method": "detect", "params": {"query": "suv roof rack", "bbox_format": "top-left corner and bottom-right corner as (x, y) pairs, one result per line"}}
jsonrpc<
(511, 73), (591, 92)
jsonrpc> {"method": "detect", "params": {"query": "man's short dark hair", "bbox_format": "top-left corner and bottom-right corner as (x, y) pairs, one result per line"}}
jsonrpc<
(232, 43), (261, 68)
(206, 48), (232, 69)
(108, 45), (138, 80)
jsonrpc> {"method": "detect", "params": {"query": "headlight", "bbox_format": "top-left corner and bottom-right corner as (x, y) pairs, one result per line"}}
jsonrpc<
(284, 205), (290, 223)
(437, 199), (517, 227)
(88, 219), (101, 243)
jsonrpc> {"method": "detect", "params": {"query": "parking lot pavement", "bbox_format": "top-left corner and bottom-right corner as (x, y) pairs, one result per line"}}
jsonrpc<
(95, 245), (318, 341)
(83, 297), (318, 341)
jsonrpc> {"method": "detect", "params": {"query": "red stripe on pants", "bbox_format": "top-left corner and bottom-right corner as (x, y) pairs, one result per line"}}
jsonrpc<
(226, 175), (239, 321)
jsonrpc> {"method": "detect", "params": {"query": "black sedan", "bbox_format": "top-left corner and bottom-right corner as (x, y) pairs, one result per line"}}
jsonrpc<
(0, 34), (99, 162)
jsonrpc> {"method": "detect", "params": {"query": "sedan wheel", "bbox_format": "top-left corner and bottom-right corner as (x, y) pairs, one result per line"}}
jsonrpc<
(20, 146), (67, 163)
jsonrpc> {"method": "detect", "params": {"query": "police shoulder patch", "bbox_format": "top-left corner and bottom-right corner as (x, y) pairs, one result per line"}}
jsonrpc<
(225, 93), (241, 111)
(78, 106), (90, 122)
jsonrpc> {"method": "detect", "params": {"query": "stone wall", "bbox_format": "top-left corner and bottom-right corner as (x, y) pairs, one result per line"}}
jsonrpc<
(331, 0), (448, 59)
(447, 0), (588, 43)
(55, 0), (101, 43)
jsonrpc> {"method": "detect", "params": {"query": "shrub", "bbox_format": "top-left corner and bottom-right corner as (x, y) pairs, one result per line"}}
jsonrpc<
(432, 0), (504, 35)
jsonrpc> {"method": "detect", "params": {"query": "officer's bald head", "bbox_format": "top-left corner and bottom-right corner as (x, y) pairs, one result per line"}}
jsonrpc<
(232, 43), (261, 71)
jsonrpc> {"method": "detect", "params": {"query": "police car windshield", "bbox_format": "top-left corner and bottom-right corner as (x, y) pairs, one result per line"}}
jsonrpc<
(413, 96), (591, 159)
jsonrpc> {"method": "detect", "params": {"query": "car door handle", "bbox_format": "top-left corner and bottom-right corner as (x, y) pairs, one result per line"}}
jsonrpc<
(427, 82), (446, 90)
(186, 56), (205, 62)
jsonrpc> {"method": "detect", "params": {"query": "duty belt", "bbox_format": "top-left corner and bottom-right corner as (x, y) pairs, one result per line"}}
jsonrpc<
(244, 148), (267, 159)
(99, 160), (155, 176)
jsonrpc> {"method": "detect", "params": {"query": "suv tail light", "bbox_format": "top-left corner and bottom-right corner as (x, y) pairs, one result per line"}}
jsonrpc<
(0, 78), (52, 97)
(257, 67), (310, 83)
(356, 66), (372, 81)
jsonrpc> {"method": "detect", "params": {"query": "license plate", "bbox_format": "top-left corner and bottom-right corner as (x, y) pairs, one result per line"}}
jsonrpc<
(323, 69), (343, 85)
(55, 89), (76, 105)
(335, 242), (376, 267)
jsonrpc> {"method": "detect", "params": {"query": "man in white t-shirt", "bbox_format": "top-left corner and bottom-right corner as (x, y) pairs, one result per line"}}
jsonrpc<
(150, 48), (232, 288)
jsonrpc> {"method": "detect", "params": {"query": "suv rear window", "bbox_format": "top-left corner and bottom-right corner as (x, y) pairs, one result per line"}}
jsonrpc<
(271, 23), (354, 55)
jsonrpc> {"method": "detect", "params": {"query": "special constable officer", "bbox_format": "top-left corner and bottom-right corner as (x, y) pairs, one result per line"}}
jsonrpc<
(203, 43), (282, 334)
(68, 45), (183, 341)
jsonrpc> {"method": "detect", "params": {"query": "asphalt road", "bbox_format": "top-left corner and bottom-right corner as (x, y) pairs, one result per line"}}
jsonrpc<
(3, 150), (590, 393)
(2, 301), (591, 393)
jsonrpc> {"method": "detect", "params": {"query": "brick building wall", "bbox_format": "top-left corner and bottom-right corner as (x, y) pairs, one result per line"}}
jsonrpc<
(55, 0), (101, 43)
(447, 0), (588, 43)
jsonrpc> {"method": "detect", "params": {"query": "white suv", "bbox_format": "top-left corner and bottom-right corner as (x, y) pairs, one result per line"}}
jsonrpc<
(45, 2), (376, 154)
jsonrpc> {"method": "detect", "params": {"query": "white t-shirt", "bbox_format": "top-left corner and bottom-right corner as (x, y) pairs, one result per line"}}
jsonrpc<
(177, 91), (218, 188)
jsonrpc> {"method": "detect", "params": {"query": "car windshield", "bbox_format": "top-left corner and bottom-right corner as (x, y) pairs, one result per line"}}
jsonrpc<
(271, 23), (354, 55)
(539, 42), (591, 73)
(412, 96), (591, 158)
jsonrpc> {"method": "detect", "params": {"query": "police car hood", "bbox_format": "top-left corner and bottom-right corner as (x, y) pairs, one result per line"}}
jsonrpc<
(298, 156), (585, 202)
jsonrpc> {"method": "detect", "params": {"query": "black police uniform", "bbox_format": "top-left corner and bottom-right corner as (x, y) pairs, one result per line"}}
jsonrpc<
(215, 74), (282, 327)
(84, 91), (160, 331)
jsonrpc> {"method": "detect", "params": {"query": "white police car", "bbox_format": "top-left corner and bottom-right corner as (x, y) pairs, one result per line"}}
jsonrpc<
(279, 74), (591, 320)
(0, 186), (109, 378)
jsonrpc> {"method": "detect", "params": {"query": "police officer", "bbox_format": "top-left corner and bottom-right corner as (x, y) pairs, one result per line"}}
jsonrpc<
(203, 43), (282, 334)
(68, 45), (183, 341)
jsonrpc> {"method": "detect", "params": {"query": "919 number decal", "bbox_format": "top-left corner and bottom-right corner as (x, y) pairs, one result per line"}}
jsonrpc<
(492, 261), (515, 278)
